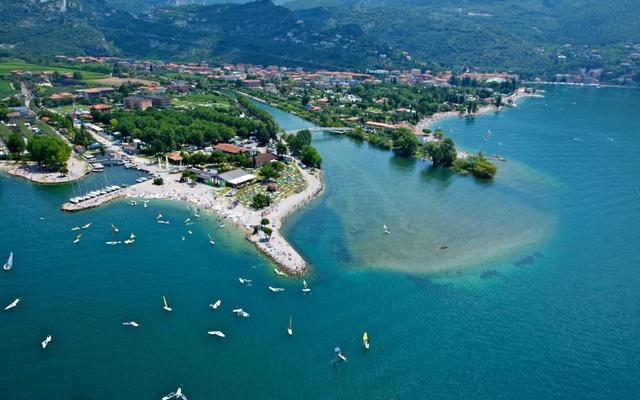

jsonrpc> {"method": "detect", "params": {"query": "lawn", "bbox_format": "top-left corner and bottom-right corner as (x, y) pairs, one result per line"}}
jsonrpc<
(47, 104), (89, 115)
(0, 80), (15, 99)
(172, 93), (232, 109)
(0, 59), (107, 80)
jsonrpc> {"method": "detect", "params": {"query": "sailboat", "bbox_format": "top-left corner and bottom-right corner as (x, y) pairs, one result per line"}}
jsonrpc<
(163, 296), (172, 312)
(4, 298), (19, 310)
(363, 332), (370, 350)
(162, 388), (186, 400)
(124, 233), (136, 245)
(210, 299), (221, 309)
(111, 224), (119, 233)
(208, 330), (226, 338)
(143, 201), (148, 208)
(383, 224), (390, 234)
(274, 268), (286, 276)
(268, 286), (285, 292)
(71, 226), (81, 231)
(122, 321), (139, 327)
(334, 346), (347, 361)
(3, 252), (13, 271)
(232, 308), (250, 318)
(184, 218), (191, 224)
(239, 277), (252, 285)
(82, 223), (92, 229)
(41, 335), (52, 349)
(156, 213), (163, 220)
(187, 230), (193, 235)
(73, 234), (82, 244)
(208, 234), (215, 245)
(302, 280), (311, 293)
(105, 241), (121, 245)
(157, 220), (170, 225)
(288, 316), (293, 336)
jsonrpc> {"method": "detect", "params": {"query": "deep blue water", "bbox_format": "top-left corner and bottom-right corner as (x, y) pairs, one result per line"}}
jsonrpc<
(0, 86), (639, 399)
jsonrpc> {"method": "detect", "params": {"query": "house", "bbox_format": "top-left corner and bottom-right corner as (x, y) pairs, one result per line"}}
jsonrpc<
(78, 87), (115, 102)
(166, 82), (191, 93)
(365, 121), (396, 130)
(123, 96), (153, 111)
(90, 104), (113, 113)
(166, 151), (183, 165)
(216, 168), (256, 188)
(214, 143), (249, 155)
(253, 152), (278, 168)
(7, 106), (35, 123)
(187, 168), (218, 185)
(144, 95), (171, 108)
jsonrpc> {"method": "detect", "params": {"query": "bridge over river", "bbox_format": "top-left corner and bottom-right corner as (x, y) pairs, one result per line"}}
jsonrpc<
(284, 127), (352, 134)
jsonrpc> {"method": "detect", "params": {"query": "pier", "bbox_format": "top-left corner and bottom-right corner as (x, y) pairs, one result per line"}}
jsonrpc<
(61, 186), (126, 212)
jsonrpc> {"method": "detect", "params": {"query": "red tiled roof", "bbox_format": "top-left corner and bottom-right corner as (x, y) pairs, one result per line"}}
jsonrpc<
(214, 143), (248, 154)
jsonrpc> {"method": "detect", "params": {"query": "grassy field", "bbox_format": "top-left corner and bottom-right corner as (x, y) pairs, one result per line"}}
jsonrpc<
(0, 60), (107, 80)
(47, 104), (89, 115)
(0, 80), (15, 98)
(172, 93), (232, 109)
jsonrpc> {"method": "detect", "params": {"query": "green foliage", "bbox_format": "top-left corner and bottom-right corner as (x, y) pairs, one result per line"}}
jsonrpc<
(260, 161), (285, 180)
(262, 226), (273, 237)
(153, 177), (164, 185)
(252, 193), (271, 209)
(286, 129), (312, 156)
(27, 135), (70, 169)
(93, 106), (267, 155)
(276, 141), (288, 156)
(391, 127), (418, 157)
(5, 132), (25, 155)
(452, 152), (497, 179)
(424, 138), (457, 168)
(300, 145), (322, 168)
(260, 218), (270, 226)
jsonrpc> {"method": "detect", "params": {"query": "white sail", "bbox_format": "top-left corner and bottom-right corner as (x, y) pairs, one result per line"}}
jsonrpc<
(4, 298), (19, 310)
(3, 252), (13, 271)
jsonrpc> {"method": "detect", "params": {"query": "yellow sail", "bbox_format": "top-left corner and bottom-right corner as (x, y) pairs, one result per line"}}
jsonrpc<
(363, 332), (368, 342)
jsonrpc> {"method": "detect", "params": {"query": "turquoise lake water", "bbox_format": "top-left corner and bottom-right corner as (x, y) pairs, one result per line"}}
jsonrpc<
(1, 85), (639, 398)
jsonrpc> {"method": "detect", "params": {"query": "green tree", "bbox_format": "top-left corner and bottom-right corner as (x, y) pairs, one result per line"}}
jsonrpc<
(72, 71), (82, 80)
(276, 141), (288, 155)
(262, 226), (273, 238)
(27, 135), (70, 169)
(425, 138), (457, 167)
(392, 127), (418, 157)
(153, 177), (164, 185)
(300, 145), (322, 168)
(260, 162), (281, 179)
(252, 193), (271, 209)
(6, 132), (26, 155)
(260, 218), (270, 226)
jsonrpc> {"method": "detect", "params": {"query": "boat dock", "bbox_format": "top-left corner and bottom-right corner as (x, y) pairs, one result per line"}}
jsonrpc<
(61, 186), (126, 212)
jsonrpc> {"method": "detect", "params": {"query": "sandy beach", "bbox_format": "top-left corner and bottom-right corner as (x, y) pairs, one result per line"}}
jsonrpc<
(121, 166), (322, 276)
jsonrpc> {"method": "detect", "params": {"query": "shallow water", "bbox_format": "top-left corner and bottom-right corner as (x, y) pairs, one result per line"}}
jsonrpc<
(0, 86), (639, 399)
